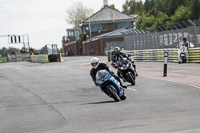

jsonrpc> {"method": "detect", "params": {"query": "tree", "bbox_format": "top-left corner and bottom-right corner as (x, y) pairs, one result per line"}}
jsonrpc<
(168, 0), (185, 16)
(38, 47), (46, 54)
(109, 4), (118, 11)
(149, 0), (155, 10)
(171, 6), (192, 23)
(66, 2), (94, 28)
(122, 0), (143, 15)
(137, 10), (170, 30)
(121, 0), (200, 30)
(0, 47), (7, 56)
(136, 1), (144, 14)
(144, 0), (150, 12)
(122, 0), (130, 14)
(189, 0), (200, 20)
(155, 12), (170, 27)
(137, 15), (156, 30)
(0, 47), (21, 56)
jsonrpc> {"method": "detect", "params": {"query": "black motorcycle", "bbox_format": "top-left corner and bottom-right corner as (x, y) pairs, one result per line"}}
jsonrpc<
(112, 56), (136, 85)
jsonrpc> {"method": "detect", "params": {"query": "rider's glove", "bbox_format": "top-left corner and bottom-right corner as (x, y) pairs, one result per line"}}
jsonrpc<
(111, 62), (117, 69)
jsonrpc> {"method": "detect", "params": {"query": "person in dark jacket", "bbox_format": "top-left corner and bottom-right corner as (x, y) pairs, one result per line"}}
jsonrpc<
(111, 47), (138, 76)
(182, 37), (189, 50)
(90, 57), (127, 88)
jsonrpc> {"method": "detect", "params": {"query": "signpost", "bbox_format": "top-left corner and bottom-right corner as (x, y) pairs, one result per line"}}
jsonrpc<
(1, 34), (30, 51)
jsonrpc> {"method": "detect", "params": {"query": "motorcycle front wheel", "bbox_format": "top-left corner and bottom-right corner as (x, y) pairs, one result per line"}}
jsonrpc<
(106, 85), (120, 102)
(128, 72), (135, 85)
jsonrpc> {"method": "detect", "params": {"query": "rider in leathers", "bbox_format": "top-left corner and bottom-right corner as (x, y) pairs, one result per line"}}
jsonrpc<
(111, 47), (138, 77)
(90, 57), (127, 88)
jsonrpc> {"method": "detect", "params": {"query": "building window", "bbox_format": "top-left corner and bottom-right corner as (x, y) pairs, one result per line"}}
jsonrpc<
(91, 24), (106, 32)
(75, 31), (80, 36)
(114, 23), (118, 29)
(68, 31), (74, 36)
(102, 24), (106, 31)
(75, 30), (80, 40)
(114, 22), (132, 30)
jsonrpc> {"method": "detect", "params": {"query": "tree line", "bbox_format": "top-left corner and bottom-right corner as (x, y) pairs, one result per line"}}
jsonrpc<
(122, 0), (200, 30)
(0, 47), (62, 56)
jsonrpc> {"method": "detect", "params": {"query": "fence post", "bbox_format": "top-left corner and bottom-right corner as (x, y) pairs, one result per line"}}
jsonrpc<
(163, 52), (168, 77)
(130, 52), (134, 62)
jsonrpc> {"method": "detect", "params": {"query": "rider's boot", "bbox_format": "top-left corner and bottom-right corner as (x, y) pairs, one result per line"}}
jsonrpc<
(136, 72), (138, 76)
(119, 81), (127, 89)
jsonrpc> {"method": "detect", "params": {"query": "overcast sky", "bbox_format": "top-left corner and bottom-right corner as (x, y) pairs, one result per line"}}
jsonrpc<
(0, 0), (142, 49)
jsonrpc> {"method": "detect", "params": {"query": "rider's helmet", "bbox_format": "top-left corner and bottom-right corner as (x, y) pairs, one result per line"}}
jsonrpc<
(90, 57), (99, 69)
(113, 47), (121, 55)
(183, 36), (187, 42)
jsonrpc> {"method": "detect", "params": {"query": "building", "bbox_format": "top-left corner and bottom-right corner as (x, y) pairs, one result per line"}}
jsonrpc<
(63, 0), (139, 56)
(62, 28), (81, 55)
(79, 2), (137, 39)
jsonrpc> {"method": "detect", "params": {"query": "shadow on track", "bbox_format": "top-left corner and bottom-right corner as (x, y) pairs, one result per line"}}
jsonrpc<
(81, 100), (116, 105)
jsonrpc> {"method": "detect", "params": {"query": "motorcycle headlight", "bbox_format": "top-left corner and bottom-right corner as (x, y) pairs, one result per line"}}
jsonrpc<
(120, 67), (124, 70)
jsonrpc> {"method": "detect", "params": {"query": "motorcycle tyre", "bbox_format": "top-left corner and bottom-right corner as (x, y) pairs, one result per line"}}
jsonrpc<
(106, 85), (120, 102)
(120, 94), (126, 100)
(181, 56), (184, 63)
(128, 72), (135, 85)
(183, 57), (186, 63)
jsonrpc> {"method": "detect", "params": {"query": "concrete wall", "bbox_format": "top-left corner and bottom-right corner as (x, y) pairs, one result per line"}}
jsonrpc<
(7, 53), (31, 62)
(31, 55), (49, 63)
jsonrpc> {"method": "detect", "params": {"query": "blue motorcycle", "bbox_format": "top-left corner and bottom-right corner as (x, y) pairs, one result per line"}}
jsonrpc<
(96, 70), (126, 102)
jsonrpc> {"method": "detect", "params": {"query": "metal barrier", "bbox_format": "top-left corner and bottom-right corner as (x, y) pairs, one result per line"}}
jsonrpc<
(189, 48), (200, 63)
(106, 20), (200, 51)
(106, 48), (200, 63)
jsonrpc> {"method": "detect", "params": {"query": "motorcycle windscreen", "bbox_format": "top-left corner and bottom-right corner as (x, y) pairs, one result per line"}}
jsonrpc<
(96, 70), (109, 85)
(117, 57), (129, 69)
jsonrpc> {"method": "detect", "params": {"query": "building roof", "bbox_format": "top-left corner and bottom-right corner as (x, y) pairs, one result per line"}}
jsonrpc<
(82, 7), (135, 24)
(66, 28), (81, 31)
(85, 27), (131, 42)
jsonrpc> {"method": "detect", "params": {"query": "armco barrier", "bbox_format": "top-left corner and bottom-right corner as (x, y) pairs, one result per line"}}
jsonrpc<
(172, 49), (178, 63)
(31, 55), (49, 63)
(0, 57), (8, 63)
(106, 48), (200, 63)
(150, 49), (156, 61)
(156, 49), (164, 62)
(142, 50), (150, 61)
(189, 48), (200, 63)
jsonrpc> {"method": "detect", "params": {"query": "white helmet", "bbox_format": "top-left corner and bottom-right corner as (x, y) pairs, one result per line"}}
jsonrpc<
(90, 57), (99, 69)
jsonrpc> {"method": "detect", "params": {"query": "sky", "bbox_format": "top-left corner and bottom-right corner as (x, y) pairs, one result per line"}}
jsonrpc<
(0, 0), (143, 50)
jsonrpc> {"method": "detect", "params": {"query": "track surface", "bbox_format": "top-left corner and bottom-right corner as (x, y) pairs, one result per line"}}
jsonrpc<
(0, 56), (200, 133)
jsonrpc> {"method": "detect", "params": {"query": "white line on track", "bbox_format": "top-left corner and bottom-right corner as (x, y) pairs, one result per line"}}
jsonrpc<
(127, 87), (137, 91)
(175, 129), (200, 133)
(154, 78), (200, 89)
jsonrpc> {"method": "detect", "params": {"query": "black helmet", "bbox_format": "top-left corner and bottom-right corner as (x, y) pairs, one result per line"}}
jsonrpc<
(183, 36), (187, 41)
(113, 47), (121, 54)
